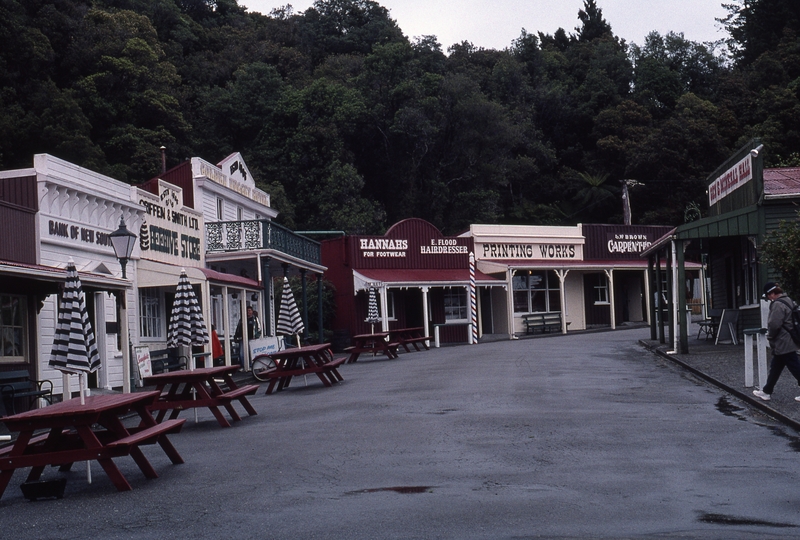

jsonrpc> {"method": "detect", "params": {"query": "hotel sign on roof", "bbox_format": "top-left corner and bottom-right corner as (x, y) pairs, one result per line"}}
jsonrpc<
(192, 155), (270, 207)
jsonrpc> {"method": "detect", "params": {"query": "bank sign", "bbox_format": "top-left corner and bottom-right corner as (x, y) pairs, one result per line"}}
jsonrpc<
(708, 153), (752, 206)
(137, 182), (205, 266)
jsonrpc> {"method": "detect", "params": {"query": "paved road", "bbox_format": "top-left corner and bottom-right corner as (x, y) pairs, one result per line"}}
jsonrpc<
(2, 327), (800, 539)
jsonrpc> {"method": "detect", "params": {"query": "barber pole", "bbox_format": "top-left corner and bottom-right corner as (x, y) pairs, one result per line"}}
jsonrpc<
(469, 252), (478, 344)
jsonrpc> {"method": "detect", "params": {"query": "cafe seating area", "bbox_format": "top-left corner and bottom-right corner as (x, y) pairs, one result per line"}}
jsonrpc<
(0, 328), (432, 501)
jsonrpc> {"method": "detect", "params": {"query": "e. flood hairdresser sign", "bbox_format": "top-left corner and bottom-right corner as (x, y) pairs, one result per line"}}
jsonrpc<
(708, 154), (752, 206)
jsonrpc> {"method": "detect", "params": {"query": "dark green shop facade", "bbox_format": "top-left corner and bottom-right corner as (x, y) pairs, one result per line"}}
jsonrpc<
(644, 139), (800, 352)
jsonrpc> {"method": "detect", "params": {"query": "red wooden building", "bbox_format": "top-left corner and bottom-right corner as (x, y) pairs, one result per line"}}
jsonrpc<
(322, 219), (505, 346)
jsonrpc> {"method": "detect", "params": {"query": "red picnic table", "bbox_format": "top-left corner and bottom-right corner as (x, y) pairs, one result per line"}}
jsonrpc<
(143, 365), (258, 428)
(389, 327), (431, 352)
(345, 332), (400, 363)
(0, 391), (184, 499)
(262, 343), (346, 394)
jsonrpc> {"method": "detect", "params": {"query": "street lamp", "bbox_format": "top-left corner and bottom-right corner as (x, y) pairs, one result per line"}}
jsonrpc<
(109, 217), (137, 279)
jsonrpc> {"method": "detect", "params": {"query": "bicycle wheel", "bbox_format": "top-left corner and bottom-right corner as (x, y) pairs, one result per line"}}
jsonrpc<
(251, 355), (276, 381)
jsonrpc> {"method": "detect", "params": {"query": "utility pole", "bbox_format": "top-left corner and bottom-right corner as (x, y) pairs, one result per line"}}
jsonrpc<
(620, 179), (643, 225)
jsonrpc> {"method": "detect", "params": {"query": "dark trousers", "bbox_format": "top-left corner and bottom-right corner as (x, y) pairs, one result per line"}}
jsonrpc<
(763, 351), (800, 394)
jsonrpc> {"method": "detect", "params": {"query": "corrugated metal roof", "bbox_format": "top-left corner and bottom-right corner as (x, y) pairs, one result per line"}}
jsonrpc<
(764, 167), (800, 197)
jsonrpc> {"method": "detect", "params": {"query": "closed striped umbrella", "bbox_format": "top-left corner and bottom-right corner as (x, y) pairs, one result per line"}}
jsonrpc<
(167, 269), (209, 349)
(366, 287), (380, 323)
(49, 260), (101, 375)
(276, 277), (304, 337)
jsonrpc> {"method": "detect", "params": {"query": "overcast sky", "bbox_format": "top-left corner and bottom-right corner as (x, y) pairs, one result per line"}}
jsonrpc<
(239, 0), (730, 51)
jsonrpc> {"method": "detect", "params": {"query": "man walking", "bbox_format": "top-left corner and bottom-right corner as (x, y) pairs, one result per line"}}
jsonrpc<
(753, 282), (800, 401)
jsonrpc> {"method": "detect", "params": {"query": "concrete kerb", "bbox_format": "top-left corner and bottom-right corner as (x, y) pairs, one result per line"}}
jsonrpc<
(640, 339), (800, 434)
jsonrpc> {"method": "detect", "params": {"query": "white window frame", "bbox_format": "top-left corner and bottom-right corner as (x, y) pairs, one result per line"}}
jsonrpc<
(594, 274), (610, 305)
(139, 288), (163, 340)
(513, 271), (561, 313)
(0, 294), (27, 363)
(216, 198), (224, 220)
(443, 288), (468, 322)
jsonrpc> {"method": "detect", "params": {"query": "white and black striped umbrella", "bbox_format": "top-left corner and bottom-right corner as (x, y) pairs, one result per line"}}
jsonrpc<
(276, 277), (304, 336)
(365, 287), (380, 324)
(49, 260), (101, 375)
(167, 270), (209, 348)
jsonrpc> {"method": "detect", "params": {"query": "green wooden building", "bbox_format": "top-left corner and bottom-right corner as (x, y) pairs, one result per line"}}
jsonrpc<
(643, 139), (800, 352)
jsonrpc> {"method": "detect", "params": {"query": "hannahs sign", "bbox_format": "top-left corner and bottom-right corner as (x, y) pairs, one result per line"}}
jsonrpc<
(359, 237), (469, 258)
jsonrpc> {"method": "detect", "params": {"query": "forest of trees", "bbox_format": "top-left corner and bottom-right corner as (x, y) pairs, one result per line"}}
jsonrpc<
(1, 0), (799, 235)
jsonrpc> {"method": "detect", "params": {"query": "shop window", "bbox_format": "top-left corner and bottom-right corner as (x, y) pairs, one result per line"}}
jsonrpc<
(139, 288), (162, 339)
(594, 274), (609, 305)
(0, 295), (26, 363)
(443, 289), (468, 321)
(513, 271), (561, 313)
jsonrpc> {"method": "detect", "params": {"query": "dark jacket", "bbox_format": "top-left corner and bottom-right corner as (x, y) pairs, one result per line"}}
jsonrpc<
(768, 295), (798, 355)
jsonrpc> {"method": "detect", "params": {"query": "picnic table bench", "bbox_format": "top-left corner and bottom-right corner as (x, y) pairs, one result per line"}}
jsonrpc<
(143, 365), (258, 428)
(521, 312), (565, 334)
(0, 391), (185, 499)
(0, 370), (53, 415)
(389, 327), (430, 353)
(262, 343), (346, 394)
(345, 332), (399, 363)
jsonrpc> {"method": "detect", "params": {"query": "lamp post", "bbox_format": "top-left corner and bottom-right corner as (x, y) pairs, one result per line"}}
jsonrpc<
(109, 217), (137, 392)
(109, 217), (137, 279)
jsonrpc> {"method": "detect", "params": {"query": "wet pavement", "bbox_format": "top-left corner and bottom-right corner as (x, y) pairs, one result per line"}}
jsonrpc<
(642, 319), (800, 431)
(2, 327), (800, 538)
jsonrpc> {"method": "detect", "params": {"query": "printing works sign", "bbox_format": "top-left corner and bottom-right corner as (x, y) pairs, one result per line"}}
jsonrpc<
(137, 182), (205, 266)
(478, 243), (581, 260)
(708, 154), (753, 206)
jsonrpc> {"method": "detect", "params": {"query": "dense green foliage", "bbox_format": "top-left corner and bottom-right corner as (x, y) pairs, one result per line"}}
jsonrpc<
(2, 0), (800, 234)
(761, 212), (800, 299)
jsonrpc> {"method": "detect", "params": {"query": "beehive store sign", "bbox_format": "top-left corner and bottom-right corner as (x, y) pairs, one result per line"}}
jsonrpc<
(137, 182), (204, 265)
(708, 153), (752, 206)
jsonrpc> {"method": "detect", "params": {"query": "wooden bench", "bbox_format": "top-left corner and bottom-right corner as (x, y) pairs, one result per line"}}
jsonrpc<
(0, 370), (53, 415)
(105, 419), (185, 450)
(149, 349), (186, 374)
(389, 328), (430, 352)
(522, 312), (564, 334)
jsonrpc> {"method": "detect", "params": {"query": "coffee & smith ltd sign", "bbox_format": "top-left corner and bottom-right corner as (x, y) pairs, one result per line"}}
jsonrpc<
(137, 182), (204, 265)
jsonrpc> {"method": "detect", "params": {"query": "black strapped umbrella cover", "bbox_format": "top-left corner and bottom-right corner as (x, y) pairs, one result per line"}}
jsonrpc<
(49, 259), (101, 403)
(167, 269), (209, 368)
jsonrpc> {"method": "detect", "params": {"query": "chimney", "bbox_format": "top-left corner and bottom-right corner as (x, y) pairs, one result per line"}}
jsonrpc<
(160, 146), (167, 174)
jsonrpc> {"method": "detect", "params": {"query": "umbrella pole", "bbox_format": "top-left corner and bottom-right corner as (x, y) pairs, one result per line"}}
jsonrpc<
(79, 373), (91, 483)
(62, 373), (71, 402)
(296, 334), (308, 386)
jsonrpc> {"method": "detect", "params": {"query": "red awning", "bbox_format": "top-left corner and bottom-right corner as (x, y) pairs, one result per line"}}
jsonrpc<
(353, 268), (503, 290)
(477, 257), (701, 274)
(200, 267), (260, 288)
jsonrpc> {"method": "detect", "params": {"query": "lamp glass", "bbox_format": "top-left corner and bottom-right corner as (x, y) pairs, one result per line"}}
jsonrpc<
(109, 218), (137, 260)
